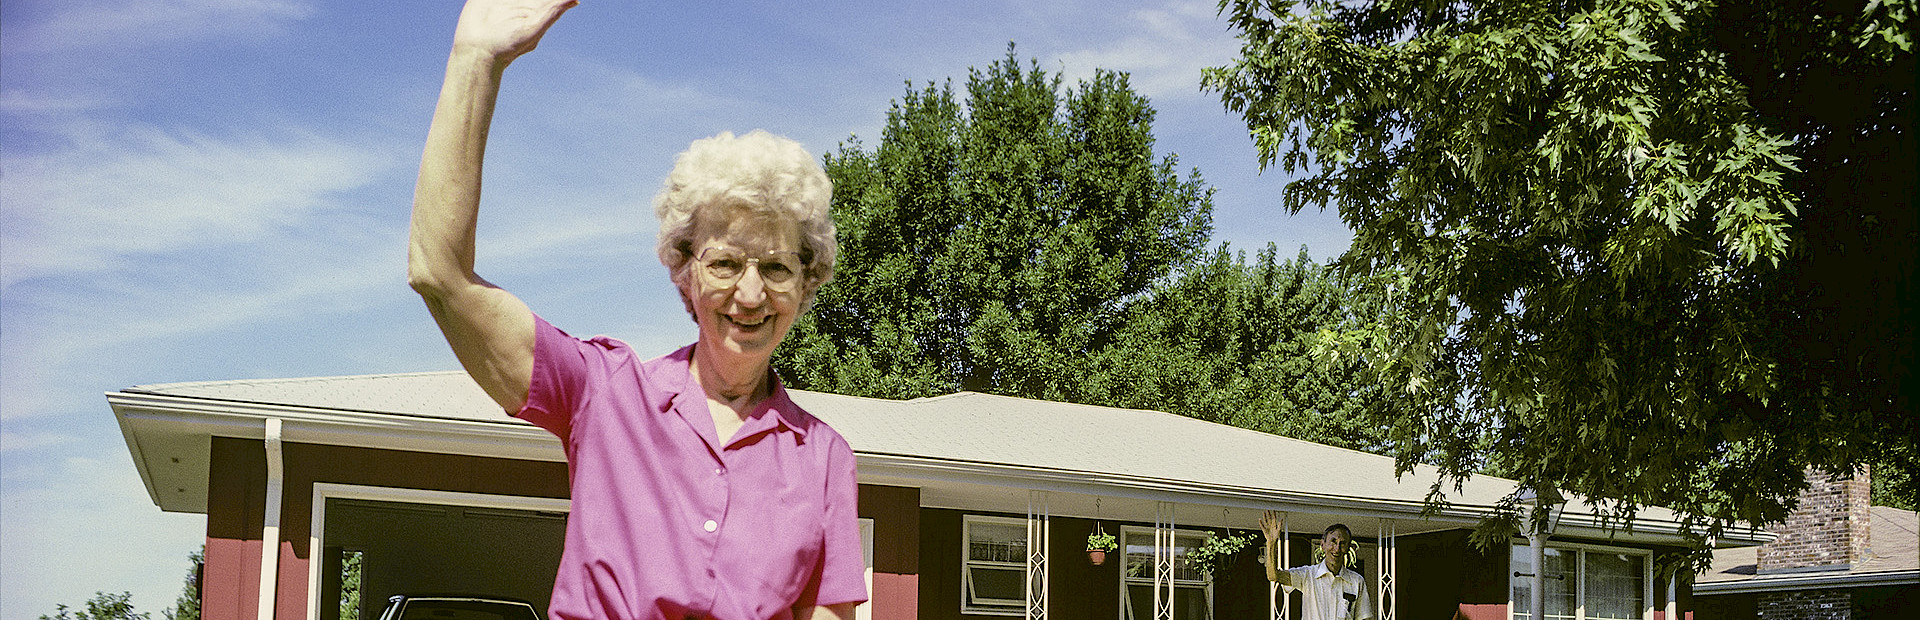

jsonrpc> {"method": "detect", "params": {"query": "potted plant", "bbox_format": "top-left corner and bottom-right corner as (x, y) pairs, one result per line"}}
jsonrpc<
(1186, 530), (1257, 584)
(1086, 531), (1118, 566)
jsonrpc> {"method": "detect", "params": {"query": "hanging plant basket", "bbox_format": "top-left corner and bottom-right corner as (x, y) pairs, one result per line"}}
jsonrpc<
(1087, 523), (1117, 566)
(1189, 530), (1257, 583)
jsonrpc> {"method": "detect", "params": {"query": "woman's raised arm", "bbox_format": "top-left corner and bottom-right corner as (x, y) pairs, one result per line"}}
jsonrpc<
(407, 0), (577, 413)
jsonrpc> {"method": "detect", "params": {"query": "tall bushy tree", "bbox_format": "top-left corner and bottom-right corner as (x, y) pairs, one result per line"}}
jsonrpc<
(777, 48), (1214, 400)
(1086, 245), (1391, 453)
(1203, 0), (1915, 542)
(776, 47), (1391, 452)
(42, 592), (149, 620)
(163, 546), (203, 620)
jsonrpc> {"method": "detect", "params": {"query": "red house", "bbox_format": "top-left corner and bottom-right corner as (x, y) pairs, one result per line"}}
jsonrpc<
(111, 371), (1766, 620)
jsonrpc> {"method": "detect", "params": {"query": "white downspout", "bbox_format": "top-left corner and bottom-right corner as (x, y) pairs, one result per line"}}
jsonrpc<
(258, 418), (284, 620)
(1665, 567), (1680, 620)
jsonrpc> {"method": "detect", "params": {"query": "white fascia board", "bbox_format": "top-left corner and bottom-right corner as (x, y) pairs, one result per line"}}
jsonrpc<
(109, 390), (564, 512)
(110, 390), (563, 461)
(861, 452), (1491, 527)
(1551, 513), (1775, 548)
(1694, 569), (1920, 594)
(854, 453), (1764, 546)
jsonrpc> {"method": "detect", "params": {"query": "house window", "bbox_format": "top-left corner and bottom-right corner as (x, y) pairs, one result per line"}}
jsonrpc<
(1121, 527), (1212, 620)
(963, 515), (1028, 616)
(1509, 542), (1650, 620)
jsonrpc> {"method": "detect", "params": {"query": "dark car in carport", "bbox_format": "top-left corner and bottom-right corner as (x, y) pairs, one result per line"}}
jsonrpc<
(374, 595), (543, 620)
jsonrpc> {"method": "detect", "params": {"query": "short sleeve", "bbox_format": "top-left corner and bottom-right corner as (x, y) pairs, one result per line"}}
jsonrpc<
(795, 433), (869, 607)
(1356, 575), (1376, 620)
(514, 314), (597, 443)
(1283, 566), (1312, 594)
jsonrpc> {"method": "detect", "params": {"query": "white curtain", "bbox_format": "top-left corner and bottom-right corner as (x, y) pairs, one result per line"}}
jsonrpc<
(1511, 547), (1576, 620)
(1582, 553), (1644, 620)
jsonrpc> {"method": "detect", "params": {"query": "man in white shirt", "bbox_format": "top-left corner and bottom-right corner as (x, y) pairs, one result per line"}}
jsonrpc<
(1261, 511), (1375, 620)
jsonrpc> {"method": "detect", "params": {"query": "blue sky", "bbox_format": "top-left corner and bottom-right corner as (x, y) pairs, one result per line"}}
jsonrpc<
(0, 0), (1350, 616)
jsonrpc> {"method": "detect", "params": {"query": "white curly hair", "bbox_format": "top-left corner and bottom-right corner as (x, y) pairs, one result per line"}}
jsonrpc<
(654, 130), (837, 314)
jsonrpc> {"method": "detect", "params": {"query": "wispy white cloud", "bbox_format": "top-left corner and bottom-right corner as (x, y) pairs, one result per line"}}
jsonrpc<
(0, 427), (78, 454)
(1054, 0), (1241, 101)
(0, 120), (387, 288)
(0, 109), (407, 426)
(0, 97), (677, 426)
(531, 53), (758, 136)
(5, 0), (315, 55)
(0, 235), (411, 424)
(0, 90), (117, 115)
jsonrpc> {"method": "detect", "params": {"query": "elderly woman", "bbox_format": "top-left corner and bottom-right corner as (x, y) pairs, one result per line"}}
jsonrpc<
(406, 1), (865, 619)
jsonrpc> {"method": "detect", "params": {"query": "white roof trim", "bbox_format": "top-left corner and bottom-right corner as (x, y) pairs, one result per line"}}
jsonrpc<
(107, 375), (1769, 546)
(1693, 569), (1920, 594)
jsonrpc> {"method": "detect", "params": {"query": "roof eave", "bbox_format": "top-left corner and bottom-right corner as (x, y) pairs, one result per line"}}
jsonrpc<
(108, 390), (562, 512)
(109, 389), (1764, 548)
(1695, 569), (1920, 594)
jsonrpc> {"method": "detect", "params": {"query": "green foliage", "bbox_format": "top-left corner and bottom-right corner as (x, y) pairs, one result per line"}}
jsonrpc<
(1087, 532), (1118, 552)
(1872, 462), (1916, 511)
(49, 548), (205, 620)
(1204, 0), (1915, 544)
(340, 550), (363, 620)
(1186, 530), (1258, 579)
(776, 46), (1390, 453)
(1085, 245), (1392, 452)
(42, 592), (149, 620)
(777, 45), (1213, 400)
(162, 546), (202, 620)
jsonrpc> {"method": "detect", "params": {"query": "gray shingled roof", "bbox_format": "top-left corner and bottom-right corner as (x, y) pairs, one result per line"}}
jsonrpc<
(1696, 506), (1920, 592)
(790, 389), (1504, 508)
(112, 370), (1752, 543)
(124, 370), (1498, 504)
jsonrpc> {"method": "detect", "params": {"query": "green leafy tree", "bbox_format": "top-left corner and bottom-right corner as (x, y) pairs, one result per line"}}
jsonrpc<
(776, 47), (1390, 453)
(777, 47), (1214, 401)
(163, 546), (203, 620)
(1084, 245), (1392, 452)
(42, 592), (149, 620)
(1203, 0), (1915, 545)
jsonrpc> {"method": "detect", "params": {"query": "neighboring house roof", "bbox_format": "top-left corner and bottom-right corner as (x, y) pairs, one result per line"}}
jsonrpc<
(1695, 506), (1920, 594)
(108, 370), (1765, 545)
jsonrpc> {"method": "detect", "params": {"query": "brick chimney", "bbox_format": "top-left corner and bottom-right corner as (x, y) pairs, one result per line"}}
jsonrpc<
(1756, 466), (1872, 573)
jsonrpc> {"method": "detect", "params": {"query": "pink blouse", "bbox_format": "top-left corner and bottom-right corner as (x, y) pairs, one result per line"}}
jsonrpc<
(517, 315), (867, 619)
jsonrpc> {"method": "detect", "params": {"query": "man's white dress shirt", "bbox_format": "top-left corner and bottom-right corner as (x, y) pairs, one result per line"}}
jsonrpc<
(1283, 563), (1374, 620)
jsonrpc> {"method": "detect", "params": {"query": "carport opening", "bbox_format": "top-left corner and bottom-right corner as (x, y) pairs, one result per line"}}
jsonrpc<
(320, 497), (566, 620)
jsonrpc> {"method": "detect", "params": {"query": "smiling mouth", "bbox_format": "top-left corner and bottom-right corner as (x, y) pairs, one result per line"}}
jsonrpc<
(728, 314), (771, 328)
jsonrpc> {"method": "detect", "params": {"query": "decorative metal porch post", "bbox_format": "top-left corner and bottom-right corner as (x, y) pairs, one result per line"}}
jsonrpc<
(1155, 501), (1176, 620)
(1026, 490), (1049, 620)
(1270, 513), (1289, 620)
(1377, 519), (1397, 620)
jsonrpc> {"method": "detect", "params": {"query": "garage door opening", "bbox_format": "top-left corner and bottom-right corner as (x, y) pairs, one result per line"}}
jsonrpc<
(313, 487), (567, 620)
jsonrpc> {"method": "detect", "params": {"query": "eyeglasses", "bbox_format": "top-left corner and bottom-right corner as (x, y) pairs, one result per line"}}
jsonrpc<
(695, 246), (805, 292)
